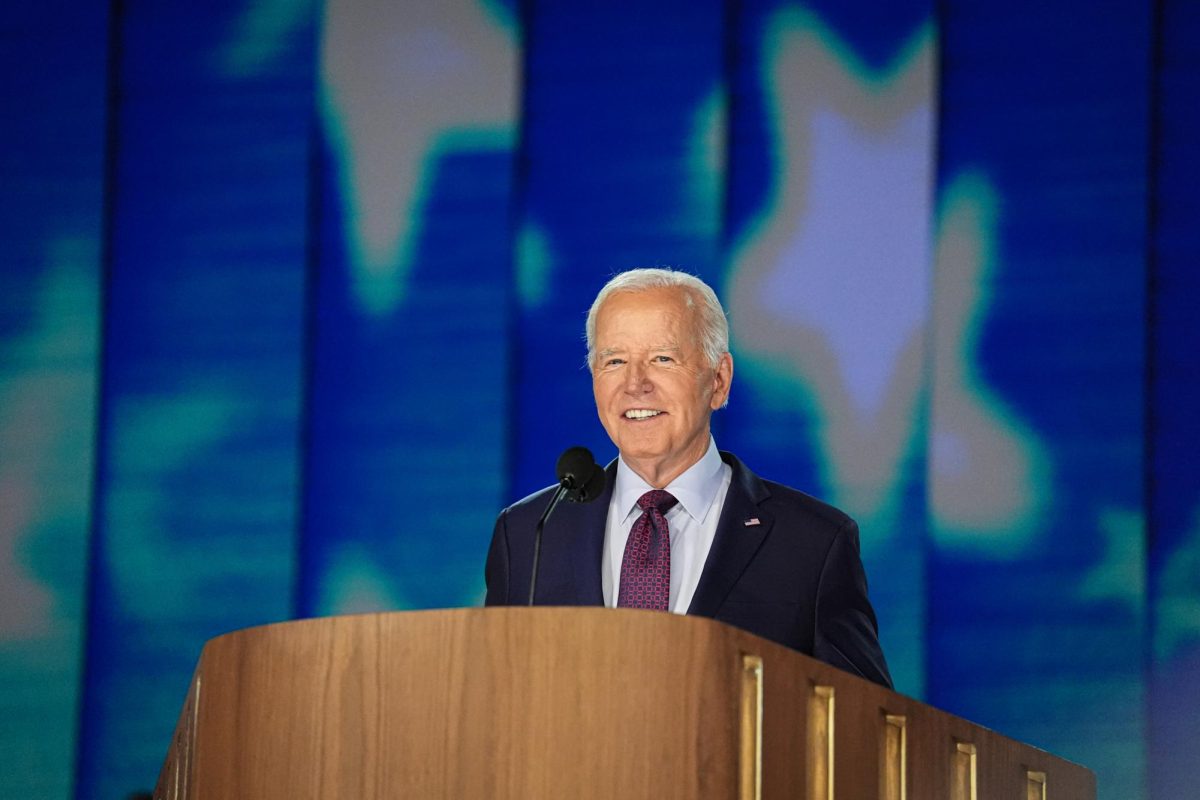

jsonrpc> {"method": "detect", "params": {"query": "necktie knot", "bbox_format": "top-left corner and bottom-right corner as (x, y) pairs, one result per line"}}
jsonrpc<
(637, 489), (678, 515)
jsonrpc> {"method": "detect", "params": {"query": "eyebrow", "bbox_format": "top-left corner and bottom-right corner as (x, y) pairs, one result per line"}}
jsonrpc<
(596, 345), (681, 358)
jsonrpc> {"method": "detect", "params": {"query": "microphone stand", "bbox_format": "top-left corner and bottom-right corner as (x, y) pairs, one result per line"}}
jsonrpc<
(527, 484), (569, 605)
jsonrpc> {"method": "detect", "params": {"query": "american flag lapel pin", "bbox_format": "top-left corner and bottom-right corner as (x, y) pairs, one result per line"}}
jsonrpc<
(744, 517), (761, 527)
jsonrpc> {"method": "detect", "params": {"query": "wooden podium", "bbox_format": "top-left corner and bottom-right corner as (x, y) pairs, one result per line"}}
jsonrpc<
(155, 608), (1094, 799)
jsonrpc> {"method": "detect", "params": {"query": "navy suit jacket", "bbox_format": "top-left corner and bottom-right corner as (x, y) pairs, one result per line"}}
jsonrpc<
(485, 451), (892, 688)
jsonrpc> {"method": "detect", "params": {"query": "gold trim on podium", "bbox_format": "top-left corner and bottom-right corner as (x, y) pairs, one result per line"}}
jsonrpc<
(809, 685), (835, 800)
(953, 741), (978, 800)
(1027, 770), (1048, 800)
(740, 653), (763, 800)
(881, 713), (906, 800)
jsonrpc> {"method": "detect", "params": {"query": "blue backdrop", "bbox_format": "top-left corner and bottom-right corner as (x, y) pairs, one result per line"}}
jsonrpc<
(1, 1), (1196, 798)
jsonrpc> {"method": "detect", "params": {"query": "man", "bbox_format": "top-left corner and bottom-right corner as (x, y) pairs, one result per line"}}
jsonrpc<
(485, 268), (891, 687)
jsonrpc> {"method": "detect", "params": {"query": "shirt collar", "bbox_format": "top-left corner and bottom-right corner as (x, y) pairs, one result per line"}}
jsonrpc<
(614, 438), (724, 524)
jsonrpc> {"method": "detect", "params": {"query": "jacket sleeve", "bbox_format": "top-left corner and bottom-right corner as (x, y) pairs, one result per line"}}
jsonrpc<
(484, 508), (511, 606)
(812, 519), (893, 688)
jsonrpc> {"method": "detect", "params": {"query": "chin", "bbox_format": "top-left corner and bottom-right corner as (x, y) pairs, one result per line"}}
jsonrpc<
(621, 443), (670, 463)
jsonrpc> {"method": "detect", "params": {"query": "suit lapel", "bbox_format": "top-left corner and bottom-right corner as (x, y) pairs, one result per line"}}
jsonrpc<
(566, 459), (618, 606)
(686, 452), (773, 617)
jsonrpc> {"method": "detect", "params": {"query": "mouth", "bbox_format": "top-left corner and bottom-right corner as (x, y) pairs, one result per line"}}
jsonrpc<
(623, 408), (664, 420)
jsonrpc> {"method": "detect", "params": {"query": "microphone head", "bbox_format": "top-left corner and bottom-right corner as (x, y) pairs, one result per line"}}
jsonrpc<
(556, 446), (594, 486)
(574, 461), (607, 503)
(555, 446), (607, 503)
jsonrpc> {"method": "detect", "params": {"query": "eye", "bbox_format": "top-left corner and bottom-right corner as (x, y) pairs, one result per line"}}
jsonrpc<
(653, 355), (674, 363)
(604, 357), (625, 367)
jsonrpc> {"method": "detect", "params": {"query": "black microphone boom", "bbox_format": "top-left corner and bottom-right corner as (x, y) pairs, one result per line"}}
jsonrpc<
(528, 447), (607, 605)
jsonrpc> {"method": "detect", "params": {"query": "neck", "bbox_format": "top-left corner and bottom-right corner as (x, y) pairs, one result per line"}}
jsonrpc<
(623, 437), (710, 489)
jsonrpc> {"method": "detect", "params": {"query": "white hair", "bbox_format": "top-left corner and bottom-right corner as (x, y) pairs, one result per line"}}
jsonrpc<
(585, 267), (730, 369)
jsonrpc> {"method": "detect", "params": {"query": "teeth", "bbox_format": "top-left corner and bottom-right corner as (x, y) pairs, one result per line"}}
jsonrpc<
(625, 409), (662, 420)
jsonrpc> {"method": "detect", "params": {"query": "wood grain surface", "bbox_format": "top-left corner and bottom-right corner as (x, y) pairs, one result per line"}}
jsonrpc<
(154, 608), (1095, 799)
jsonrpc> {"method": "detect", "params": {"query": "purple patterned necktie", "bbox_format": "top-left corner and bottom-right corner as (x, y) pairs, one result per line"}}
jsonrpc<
(617, 490), (678, 610)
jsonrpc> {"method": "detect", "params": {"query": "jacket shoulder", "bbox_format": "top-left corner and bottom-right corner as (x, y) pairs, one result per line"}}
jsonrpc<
(722, 450), (856, 537)
(497, 483), (560, 528)
(759, 478), (856, 532)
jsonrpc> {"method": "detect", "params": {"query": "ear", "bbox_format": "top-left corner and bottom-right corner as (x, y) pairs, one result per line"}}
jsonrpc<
(709, 353), (733, 410)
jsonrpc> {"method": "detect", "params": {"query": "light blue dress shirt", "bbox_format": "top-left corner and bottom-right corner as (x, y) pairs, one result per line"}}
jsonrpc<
(602, 437), (733, 613)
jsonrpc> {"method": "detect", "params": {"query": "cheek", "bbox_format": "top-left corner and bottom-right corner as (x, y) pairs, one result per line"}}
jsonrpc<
(594, 378), (618, 415)
(692, 375), (714, 404)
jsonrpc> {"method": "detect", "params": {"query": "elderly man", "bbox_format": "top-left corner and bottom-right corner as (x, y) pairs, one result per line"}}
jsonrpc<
(485, 268), (891, 687)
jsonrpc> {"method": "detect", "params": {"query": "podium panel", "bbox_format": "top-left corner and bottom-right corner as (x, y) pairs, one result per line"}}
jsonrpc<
(155, 608), (1095, 799)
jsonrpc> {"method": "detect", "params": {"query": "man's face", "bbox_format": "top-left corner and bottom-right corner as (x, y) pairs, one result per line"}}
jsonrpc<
(591, 287), (733, 487)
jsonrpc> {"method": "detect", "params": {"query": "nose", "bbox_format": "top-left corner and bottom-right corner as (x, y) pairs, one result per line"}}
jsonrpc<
(624, 360), (652, 394)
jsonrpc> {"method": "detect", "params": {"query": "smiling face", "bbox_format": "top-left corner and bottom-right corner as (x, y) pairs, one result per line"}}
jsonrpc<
(591, 287), (733, 487)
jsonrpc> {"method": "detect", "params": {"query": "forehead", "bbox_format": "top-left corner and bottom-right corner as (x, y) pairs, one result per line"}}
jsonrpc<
(595, 287), (696, 342)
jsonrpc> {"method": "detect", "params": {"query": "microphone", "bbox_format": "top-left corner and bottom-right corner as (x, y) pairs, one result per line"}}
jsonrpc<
(528, 447), (607, 605)
(556, 446), (607, 502)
